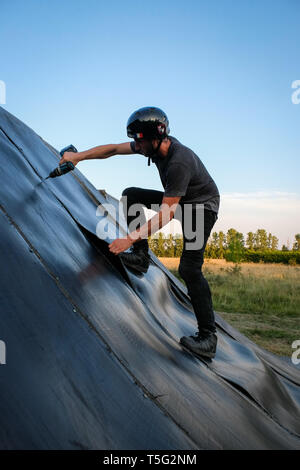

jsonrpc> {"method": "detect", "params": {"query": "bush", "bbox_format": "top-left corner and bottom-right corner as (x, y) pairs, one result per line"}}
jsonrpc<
(243, 250), (300, 264)
(149, 233), (300, 264)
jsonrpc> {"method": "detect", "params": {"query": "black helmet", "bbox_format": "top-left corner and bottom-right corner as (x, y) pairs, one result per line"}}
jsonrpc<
(127, 106), (170, 140)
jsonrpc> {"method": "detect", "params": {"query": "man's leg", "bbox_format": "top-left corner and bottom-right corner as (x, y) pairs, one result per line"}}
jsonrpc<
(119, 187), (164, 272)
(121, 187), (164, 252)
(178, 208), (218, 357)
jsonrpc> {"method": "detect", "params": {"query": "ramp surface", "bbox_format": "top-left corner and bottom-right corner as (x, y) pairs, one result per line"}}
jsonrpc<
(0, 106), (300, 449)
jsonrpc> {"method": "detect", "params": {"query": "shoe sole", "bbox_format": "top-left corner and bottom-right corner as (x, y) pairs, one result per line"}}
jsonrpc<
(180, 342), (216, 359)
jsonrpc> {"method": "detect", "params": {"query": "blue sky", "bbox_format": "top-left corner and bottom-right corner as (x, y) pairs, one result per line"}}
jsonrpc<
(1, 0), (299, 246)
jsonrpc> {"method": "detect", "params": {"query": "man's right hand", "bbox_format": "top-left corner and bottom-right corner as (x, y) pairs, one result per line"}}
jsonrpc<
(59, 151), (81, 166)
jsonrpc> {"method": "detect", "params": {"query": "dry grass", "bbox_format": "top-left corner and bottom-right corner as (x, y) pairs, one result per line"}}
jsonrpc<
(159, 257), (300, 356)
(159, 257), (300, 279)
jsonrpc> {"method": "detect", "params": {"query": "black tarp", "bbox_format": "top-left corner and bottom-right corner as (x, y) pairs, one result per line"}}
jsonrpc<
(0, 106), (299, 449)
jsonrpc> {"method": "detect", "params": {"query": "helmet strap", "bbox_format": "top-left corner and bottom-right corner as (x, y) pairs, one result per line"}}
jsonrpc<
(148, 139), (163, 166)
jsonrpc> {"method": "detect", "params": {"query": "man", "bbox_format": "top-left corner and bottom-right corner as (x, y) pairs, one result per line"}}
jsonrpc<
(59, 106), (220, 358)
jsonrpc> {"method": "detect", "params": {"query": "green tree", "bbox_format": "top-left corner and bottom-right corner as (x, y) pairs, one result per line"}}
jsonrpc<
(204, 239), (214, 258)
(157, 232), (166, 257)
(266, 233), (278, 250)
(226, 228), (245, 249)
(246, 232), (255, 250)
(149, 232), (166, 257)
(271, 235), (279, 250)
(218, 231), (226, 259)
(165, 234), (175, 257)
(293, 234), (300, 251)
(267, 233), (272, 250)
(225, 228), (245, 263)
(148, 235), (157, 254)
(254, 229), (268, 250)
(174, 235), (183, 257)
(211, 232), (219, 258)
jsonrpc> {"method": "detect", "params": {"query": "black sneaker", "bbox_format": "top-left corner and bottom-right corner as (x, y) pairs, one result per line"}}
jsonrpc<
(180, 330), (217, 358)
(119, 248), (150, 273)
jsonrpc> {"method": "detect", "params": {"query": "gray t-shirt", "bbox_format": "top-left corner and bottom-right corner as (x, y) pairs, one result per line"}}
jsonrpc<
(130, 136), (220, 213)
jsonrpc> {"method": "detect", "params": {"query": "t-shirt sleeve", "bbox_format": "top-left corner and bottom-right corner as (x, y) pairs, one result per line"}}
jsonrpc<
(164, 163), (191, 197)
(130, 141), (141, 154)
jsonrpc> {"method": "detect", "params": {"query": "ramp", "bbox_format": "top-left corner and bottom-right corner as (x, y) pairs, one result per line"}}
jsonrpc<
(0, 106), (300, 449)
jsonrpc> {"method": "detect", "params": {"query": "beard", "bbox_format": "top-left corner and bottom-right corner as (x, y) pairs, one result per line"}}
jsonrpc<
(144, 140), (162, 159)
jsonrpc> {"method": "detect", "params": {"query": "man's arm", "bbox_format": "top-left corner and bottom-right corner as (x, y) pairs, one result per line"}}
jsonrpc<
(128, 196), (181, 243)
(59, 142), (134, 165)
(109, 196), (181, 255)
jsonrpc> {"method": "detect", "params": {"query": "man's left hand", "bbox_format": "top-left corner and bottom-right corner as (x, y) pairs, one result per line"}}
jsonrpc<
(109, 236), (134, 255)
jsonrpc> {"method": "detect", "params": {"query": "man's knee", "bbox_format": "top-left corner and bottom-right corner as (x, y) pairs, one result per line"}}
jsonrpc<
(121, 187), (138, 212)
(122, 187), (139, 198)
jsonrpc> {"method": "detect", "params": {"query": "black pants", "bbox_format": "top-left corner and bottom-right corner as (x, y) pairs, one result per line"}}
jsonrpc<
(121, 187), (218, 334)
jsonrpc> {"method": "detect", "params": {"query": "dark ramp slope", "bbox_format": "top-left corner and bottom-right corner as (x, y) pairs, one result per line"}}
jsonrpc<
(0, 107), (300, 450)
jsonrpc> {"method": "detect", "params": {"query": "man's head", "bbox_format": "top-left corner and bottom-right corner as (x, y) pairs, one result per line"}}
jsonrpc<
(127, 106), (170, 158)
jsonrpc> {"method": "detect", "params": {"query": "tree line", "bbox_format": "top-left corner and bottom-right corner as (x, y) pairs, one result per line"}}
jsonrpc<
(148, 230), (300, 264)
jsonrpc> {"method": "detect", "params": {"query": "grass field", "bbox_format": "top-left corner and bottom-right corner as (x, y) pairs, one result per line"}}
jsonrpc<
(159, 257), (300, 356)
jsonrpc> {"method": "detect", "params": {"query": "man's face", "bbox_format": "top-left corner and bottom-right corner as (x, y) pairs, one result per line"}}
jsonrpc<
(134, 138), (157, 157)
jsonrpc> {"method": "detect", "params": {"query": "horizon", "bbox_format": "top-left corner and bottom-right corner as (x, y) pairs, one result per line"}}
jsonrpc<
(1, 0), (299, 245)
(144, 207), (298, 250)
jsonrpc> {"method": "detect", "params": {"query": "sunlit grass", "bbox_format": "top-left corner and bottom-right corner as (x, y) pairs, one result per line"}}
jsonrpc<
(159, 258), (300, 356)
